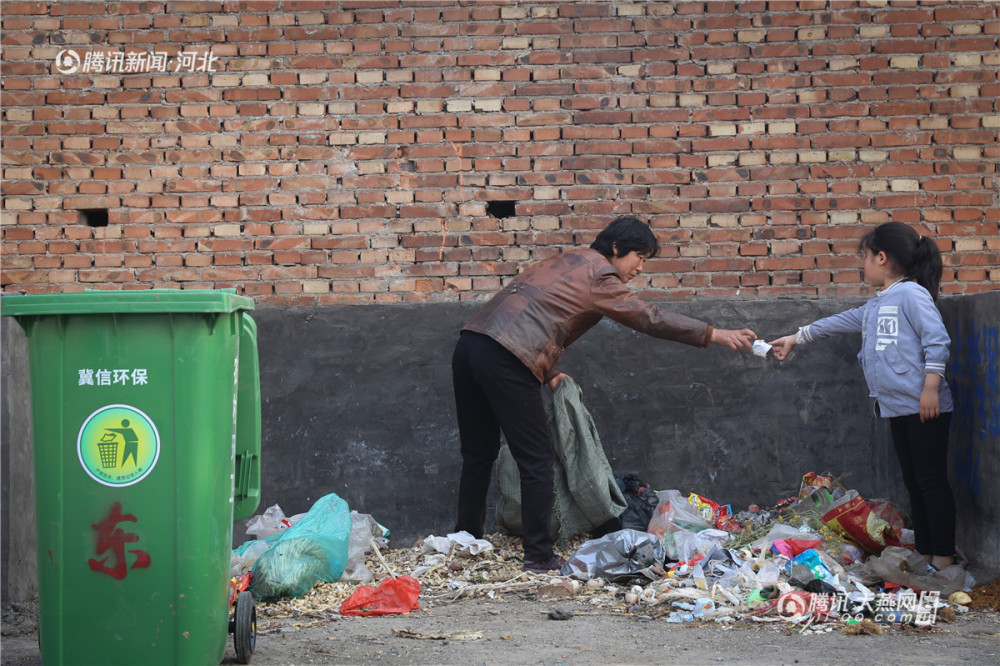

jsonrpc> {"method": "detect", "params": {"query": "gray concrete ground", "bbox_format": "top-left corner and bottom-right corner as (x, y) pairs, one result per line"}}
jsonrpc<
(3, 594), (999, 665)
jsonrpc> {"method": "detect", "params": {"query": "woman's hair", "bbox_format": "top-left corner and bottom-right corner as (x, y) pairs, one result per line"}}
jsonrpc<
(859, 222), (943, 300)
(590, 216), (660, 258)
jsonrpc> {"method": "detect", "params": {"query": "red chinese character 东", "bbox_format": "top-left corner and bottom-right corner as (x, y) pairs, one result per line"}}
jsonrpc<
(88, 502), (151, 580)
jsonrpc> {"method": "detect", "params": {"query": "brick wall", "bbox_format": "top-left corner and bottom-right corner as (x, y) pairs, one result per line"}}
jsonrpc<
(2, 1), (998, 305)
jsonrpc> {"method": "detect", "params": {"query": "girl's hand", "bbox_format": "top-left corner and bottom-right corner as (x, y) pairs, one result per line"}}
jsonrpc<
(769, 334), (797, 361)
(920, 385), (941, 422)
(711, 328), (756, 352)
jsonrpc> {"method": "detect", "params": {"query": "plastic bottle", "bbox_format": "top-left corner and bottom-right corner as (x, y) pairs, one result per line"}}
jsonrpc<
(692, 563), (707, 590)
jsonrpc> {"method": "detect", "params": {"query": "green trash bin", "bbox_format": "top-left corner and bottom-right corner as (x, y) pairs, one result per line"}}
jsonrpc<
(1, 289), (262, 665)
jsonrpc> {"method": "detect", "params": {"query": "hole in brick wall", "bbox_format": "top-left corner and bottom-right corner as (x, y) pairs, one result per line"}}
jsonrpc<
(78, 209), (109, 227)
(486, 200), (516, 219)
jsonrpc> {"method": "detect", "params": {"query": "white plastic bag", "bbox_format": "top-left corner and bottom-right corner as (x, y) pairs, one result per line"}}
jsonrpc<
(341, 511), (390, 583)
(647, 490), (713, 537)
(421, 531), (493, 557)
(230, 540), (270, 577)
(245, 503), (305, 539)
(674, 528), (730, 563)
(755, 558), (783, 585)
(865, 546), (968, 596)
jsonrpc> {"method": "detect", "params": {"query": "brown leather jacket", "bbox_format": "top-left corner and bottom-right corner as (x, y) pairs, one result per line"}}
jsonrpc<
(463, 248), (713, 383)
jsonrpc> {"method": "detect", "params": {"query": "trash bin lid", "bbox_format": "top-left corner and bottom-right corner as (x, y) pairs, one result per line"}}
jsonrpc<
(0, 288), (254, 317)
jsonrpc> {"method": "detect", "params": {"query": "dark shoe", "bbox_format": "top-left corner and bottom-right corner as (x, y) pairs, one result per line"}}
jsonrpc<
(523, 556), (566, 573)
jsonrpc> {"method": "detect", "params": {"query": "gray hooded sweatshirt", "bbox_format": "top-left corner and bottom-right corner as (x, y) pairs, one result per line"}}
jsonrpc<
(798, 279), (953, 418)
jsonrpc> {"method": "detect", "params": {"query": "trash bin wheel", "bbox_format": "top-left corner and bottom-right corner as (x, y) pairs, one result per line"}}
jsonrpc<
(233, 590), (256, 664)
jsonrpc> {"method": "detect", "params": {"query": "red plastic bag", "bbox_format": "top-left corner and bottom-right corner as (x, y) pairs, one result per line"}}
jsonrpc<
(339, 575), (421, 616)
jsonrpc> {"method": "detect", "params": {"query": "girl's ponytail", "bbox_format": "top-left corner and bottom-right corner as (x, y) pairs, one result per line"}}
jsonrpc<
(909, 234), (943, 301)
(859, 222), (944, 301)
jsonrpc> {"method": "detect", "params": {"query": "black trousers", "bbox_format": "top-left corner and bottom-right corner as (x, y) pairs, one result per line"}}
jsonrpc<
(889, 412), (955, 557)
(451, 331), (555, 562)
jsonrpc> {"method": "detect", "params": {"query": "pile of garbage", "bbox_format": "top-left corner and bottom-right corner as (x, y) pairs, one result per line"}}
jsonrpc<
(233, 473), (983, 632)
(556, 472), (974, 629)
(231, 494), (390, 601)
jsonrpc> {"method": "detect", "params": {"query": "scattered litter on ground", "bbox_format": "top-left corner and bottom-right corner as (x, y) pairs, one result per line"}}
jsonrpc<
(937, 606), (957, 623)
(390, 628), (483, 641)
(840, 619), (883, 635)
(239, 472), (991, 637)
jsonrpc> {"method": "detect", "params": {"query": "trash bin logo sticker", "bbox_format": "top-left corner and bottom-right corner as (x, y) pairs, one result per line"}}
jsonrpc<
(78, 404), (160, 487)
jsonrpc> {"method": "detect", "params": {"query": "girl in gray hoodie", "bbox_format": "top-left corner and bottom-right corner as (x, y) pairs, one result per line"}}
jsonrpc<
(770, 222), (956, 572)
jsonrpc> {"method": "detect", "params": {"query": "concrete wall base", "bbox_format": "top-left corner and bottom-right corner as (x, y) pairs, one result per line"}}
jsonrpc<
(3, 293), (997, 600)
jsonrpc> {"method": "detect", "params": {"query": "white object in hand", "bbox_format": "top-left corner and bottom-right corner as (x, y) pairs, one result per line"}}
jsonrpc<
(752, 339), (771, 358)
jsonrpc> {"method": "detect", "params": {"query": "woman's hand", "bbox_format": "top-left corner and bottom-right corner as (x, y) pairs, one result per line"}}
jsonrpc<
(711, 328), (756, 352)
(769, 334), (797, 361)
(547, 372), (570, 392)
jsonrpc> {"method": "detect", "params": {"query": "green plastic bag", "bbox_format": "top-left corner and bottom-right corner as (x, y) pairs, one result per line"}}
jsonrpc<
(247, 493), (352, 600)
